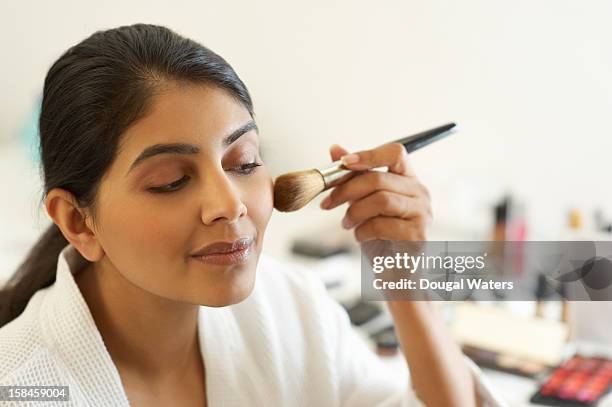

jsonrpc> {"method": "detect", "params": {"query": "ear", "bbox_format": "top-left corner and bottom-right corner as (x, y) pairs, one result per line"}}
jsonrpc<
(45, 188), (105, 262)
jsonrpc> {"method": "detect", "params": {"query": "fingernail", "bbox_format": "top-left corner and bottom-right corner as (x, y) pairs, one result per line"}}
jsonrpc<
(320, 196), (332, 209)
(341, 216), (352, 229)
(341, 154), (360, 165)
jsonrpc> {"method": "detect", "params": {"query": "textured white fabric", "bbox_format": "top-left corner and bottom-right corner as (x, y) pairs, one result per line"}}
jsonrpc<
(0, 244), (502, 406)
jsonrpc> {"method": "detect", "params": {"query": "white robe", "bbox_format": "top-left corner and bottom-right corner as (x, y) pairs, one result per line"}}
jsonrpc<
(0, 244), (505, 406)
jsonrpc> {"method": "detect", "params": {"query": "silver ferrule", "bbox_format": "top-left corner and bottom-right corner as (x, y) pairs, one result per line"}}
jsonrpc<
(317, 160), (354, 190)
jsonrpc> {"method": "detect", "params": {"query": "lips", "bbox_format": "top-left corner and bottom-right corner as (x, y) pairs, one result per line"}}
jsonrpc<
(191, 237), (254, 257)
(191, 237), (254, 266)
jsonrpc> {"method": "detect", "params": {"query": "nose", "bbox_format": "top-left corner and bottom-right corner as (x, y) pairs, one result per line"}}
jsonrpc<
(200, 169), (248, 225)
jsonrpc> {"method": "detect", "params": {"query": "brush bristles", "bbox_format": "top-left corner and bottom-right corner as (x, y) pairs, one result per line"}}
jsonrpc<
(273, 169), (326, 212)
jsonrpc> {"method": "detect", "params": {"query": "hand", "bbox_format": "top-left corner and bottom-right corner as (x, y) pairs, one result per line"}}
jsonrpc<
(319, 143), (432, 243)
(320, 144), (478, 406)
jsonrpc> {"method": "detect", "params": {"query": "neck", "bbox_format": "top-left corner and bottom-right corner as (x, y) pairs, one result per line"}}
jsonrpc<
(75, 256), (201, 380)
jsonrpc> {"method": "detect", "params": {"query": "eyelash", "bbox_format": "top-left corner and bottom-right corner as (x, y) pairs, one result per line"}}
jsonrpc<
(147, 162), (263, 193)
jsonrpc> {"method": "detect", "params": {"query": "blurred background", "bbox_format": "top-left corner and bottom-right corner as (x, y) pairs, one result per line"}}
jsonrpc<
(2, 1), (612, 405)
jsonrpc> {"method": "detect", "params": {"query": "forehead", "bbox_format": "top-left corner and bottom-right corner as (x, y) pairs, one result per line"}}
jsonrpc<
(118, 83), (253, 158)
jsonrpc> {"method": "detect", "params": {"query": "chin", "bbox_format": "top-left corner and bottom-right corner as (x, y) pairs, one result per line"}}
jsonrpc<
(183, 251), (260, 307)
(201, 266), (257, 307)
(204, 282), (255, 307)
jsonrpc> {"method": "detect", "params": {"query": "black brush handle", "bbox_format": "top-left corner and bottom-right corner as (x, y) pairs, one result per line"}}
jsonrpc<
(320, 122), (457, 189)
(391, 122), (456, 153)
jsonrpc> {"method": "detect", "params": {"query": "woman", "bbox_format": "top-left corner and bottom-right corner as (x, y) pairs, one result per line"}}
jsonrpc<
(0, 24), (502, 406)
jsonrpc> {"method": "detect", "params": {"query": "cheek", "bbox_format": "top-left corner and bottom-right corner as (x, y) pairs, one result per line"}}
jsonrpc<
(244, 170), (274, 237)
(94, 186), (192, 274)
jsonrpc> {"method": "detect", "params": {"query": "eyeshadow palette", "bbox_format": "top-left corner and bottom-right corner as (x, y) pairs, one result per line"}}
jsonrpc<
(531, 355), (612, 406)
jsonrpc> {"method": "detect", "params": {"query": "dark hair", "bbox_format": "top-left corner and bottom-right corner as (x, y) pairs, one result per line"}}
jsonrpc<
(0, 23), (254, 328)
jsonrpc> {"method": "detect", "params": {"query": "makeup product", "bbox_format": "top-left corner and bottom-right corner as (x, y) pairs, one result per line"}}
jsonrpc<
(343, 301), (382, 326)
(273, 123), (457, 212)
(530, 355), (612, 406)
(371, 325), (399, 356)
(291, 230), (352, 258)
(491, 197), (510, 242)
(462, 345), (547, 377)
(451, 303), (568, 367)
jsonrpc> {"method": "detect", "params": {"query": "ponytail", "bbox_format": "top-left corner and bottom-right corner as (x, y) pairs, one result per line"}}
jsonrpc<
(0, 224), (68, 328)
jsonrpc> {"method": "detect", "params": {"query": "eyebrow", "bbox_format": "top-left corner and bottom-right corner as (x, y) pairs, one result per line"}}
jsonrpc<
(127, 120), (258, 174)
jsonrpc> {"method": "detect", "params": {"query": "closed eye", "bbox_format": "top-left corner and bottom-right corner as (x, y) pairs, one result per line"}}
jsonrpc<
(147, 161), (263, 194)
(232, 161), (263, 175)
(148, 175), (190, 193)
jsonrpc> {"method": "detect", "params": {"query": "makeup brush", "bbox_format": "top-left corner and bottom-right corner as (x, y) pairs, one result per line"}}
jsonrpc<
(273, 122), (457, 212)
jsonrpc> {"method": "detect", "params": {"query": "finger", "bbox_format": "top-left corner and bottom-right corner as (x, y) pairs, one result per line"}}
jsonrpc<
(329, 144), (350, 162)
(341, 191), (430, 229)
(321, 170), (429, 210)
(354, 216), (429, 242)
(340, 142), (415, 176)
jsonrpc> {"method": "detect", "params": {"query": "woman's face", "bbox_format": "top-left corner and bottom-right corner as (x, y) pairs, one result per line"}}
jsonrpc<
(90, 83), (273, 307)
